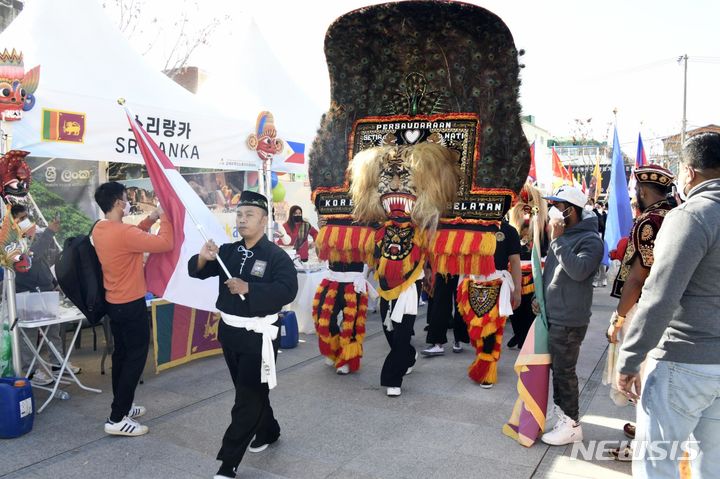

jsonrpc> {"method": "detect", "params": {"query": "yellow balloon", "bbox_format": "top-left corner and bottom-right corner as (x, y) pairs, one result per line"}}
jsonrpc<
(272, 182), (286, 202)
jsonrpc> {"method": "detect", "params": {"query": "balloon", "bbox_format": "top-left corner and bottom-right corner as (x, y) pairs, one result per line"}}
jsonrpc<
(246, 171), (258, 186)
(272, 182), (286, 202)
(271, 172), (279, 189)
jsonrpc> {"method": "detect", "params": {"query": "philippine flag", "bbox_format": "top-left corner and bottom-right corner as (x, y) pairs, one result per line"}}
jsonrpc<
(124, 108), (229, 312)
(273, 140), (306, 174)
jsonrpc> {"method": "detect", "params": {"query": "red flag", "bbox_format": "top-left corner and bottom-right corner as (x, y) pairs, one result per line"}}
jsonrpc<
(124, 108), (229, 311)
(582, 176), (588, 194)
(551, 148), (572, 185)
(527, 142), (536, 182)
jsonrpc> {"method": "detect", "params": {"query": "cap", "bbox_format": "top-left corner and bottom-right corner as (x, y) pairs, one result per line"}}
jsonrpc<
(543, 185), (588, 208)
(237, 190), (268, 212)
(634, 164), (674, 187)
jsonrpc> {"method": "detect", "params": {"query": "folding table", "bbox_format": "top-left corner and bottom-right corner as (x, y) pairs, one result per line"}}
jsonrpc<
(19, 305), (102, 413)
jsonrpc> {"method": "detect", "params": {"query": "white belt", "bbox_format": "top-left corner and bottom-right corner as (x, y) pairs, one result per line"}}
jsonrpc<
(464, 270), (515, 317)
(383, 271), (424, 331)
(326, 270), (379, 300)
(220, 313), (279, 389)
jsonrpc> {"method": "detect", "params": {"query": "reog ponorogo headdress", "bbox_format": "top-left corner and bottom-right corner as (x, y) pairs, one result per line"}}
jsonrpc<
(310, 1), (530, 275)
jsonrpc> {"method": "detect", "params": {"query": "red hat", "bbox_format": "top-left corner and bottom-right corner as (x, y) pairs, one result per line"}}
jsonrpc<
(634, 164), (674, 187)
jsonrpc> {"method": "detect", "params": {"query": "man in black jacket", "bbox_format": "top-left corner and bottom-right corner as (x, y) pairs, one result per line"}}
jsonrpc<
(189, 191), (298, 479)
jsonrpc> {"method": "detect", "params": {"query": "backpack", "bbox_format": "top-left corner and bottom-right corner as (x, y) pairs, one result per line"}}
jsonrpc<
(55, 221), (106, 325)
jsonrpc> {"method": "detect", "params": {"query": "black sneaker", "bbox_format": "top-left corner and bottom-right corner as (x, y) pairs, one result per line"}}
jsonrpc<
(507, 336), (518, 348)
(452, 341), (463, 353)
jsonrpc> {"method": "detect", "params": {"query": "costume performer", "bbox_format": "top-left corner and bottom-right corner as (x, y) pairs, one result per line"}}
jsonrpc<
(350, 144), (459, 396)
(507, 183), (548, 349)
(189, 191), (298, 479)
(309, 2), (531, 393)
(422, 272), (469, 356)
(602, 164), (674, 461)
(454, 219), (521, 387)
(312, 260), (375, 375)
(608, 166), (674, 361)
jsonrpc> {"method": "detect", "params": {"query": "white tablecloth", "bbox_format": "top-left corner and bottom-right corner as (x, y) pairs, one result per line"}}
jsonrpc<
(287, 267), (328, 334)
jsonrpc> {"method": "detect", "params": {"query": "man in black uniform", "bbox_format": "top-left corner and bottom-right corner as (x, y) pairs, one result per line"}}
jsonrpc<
(188, 191), (298, 479)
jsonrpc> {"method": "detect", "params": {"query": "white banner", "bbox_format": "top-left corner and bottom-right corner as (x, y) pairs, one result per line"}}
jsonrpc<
(0, 0), (260, 171)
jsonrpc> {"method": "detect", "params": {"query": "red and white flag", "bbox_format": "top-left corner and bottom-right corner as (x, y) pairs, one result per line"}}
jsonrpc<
(125, 109), (228, 311)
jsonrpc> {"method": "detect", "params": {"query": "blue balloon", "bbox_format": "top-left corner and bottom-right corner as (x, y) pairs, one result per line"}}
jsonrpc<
(271, 172), (279, 189)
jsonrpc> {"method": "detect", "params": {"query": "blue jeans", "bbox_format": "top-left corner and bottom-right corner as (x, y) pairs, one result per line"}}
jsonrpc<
(634, 357), (720, 478)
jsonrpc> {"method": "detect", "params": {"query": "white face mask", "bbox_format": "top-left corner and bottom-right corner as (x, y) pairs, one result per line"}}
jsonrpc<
(548, 206), (566, 221)
(123, 200), (131, 216)
(677, 166), (691, 202)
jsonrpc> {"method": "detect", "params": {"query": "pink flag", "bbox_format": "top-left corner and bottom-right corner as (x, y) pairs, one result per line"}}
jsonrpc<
(125, 110), (228, 311)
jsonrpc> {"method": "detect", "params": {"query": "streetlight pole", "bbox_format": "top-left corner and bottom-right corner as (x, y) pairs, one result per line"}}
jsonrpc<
(680, 54), (688, 157)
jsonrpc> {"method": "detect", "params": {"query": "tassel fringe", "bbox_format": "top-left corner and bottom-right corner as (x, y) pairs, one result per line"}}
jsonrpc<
(457, 277), (507, 384)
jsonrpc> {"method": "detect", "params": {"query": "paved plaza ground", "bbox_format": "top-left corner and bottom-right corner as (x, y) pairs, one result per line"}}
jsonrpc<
(0, 285), (636, 479)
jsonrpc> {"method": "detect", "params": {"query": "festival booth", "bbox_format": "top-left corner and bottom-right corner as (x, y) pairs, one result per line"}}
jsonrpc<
(2, 0), (253, 170)
(0, 1), (330, 401)
(0, 0), (325, 414)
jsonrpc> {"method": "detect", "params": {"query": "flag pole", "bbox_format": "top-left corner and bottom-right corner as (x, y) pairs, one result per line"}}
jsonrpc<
(118, 99), (244, 299)
(263, 158), (273, 240)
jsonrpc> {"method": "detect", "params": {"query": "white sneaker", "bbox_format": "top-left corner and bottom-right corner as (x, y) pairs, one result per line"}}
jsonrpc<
(405, 351), (419, 375)
(247, 442), (269, 453)
(386, 387), (401, 397)
(336, 364), (350, 375)
(52, 363), (81, 374)
(31, 370), (54, 386)
(129, 404), (146, 418)
(104, 416), (148, 437)
(421, 345), (444, 357)
(541, 414), (583, 446)
(248, 434), (278, 453)
(324, 357), (335, 367)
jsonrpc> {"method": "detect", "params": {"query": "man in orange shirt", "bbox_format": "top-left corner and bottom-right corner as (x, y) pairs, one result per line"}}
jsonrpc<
(92, 181), (173, 437)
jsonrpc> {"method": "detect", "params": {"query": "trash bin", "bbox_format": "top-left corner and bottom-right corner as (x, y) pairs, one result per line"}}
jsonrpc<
(279, 311), (299, 349)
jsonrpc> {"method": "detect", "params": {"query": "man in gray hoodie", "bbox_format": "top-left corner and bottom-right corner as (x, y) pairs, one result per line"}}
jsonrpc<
(538, 185), (604, 446)
(617, 132), (720, 478)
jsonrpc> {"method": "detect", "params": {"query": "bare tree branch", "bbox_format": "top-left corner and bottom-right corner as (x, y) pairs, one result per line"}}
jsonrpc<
(106, 0), (223, 73)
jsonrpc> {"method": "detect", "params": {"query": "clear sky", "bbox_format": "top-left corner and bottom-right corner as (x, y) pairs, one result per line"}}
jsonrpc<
(105, 0), (719, 156)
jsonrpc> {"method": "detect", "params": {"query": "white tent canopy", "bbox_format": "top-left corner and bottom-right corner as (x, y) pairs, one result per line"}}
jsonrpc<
(0, 0), (256, 170)
(197, 15), (326, 175)
(197, 14), (325, 173)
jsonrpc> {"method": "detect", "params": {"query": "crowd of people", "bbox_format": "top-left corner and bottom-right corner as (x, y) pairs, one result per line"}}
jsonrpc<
(11, 133), (719, 479)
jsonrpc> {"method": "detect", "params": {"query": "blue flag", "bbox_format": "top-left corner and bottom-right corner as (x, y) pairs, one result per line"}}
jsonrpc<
(604, 127), (634, 260)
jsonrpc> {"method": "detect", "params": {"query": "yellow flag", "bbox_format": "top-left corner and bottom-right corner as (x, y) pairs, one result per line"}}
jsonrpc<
(591, 157), (602, 202)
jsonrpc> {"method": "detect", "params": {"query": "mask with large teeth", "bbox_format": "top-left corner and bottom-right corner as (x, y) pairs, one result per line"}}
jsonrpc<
(349, 143), (459, 230)
(380, 193), (416, 218)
